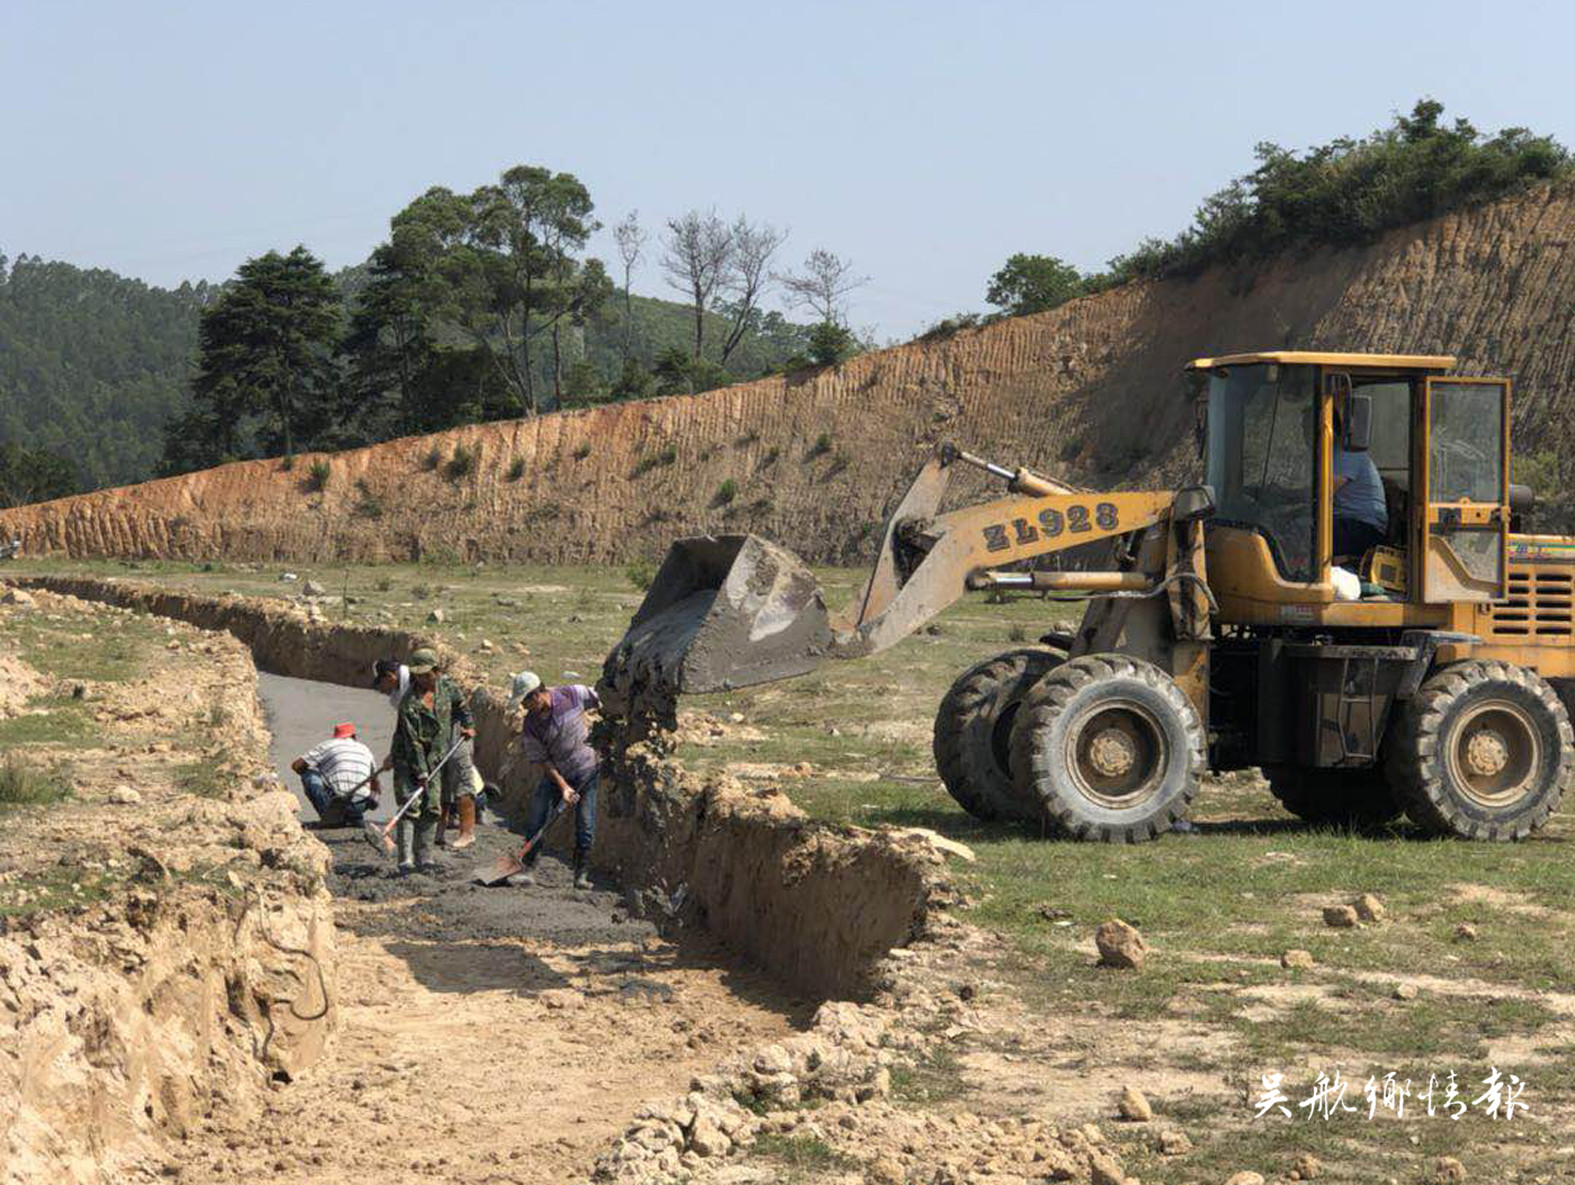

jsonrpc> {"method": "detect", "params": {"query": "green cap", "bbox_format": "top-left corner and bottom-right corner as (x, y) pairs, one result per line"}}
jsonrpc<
(408, 647), (439, 674)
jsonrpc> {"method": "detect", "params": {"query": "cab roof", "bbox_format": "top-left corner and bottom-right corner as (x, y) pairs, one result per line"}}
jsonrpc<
(1185, 350), (1457, 371)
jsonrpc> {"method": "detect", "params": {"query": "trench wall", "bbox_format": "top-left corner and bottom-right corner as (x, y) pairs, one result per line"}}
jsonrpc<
(1, 593), (336, 1185)
(10, 574), (951, 999)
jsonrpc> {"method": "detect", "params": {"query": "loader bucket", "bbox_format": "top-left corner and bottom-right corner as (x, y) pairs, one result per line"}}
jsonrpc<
(602, 535), (832, 700)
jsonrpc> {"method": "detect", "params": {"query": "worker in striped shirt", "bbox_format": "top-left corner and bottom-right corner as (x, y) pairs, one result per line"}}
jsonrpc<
(293, 722), (381, 827)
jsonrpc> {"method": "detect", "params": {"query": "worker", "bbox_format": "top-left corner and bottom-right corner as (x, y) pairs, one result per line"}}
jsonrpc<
(371, 657), (409, 707)
(388, 648), (475, 874)
(378, 655), (480, 849)
(1333, 412), (1388, 559)
(292, 722), (379, 827)
(508, 671), (600, 890)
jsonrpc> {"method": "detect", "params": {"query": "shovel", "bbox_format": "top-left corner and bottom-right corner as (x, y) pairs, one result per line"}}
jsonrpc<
(472, 797), (571, 886)
(361, 735), (468, 858)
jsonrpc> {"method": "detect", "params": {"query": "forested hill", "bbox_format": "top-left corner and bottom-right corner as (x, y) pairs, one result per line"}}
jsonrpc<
(0, 253), (811, 495)
(0, 256), (213, 490)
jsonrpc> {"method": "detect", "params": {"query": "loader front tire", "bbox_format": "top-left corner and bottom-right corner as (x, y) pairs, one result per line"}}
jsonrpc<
(1009, 654), (1204, 842)
(1263, 767), (1402, 828)
(934, 648), (1061, 821)
(1386, 660), (1572, 840)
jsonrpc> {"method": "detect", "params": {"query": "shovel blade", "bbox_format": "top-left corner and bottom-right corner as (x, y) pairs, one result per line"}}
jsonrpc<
(473, 853), (523, 886)
(602, 535), (832, 702)
(361, 820), (395, 858)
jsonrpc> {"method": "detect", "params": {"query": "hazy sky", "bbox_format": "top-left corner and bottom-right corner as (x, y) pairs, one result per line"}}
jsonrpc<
(4, 0), (1570, 339)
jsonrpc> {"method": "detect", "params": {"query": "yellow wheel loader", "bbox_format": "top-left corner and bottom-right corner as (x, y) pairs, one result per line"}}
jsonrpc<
(602, 352), (1575, 842)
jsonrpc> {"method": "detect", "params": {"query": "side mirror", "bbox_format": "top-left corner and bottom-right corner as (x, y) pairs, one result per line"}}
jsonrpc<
(1343, 393), (1372, 452)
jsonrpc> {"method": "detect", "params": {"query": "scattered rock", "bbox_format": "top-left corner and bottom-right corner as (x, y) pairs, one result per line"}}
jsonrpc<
(1431, 1156), (1467, 1184)
(1292, 1152), (1322, 1179)
(1117, 1085), (1153, 1122)
(1280, 949), (1315, 969)
(109, 785), (142, 806)
(1323, 905), (1359, 928)
(867, 1154), (906, 1184)
(1095, 919), (1147, 970)
(1392, 983), (1419, 1001)
(1, 588), (35, 607)
(1157, 1129), (1191, 1155)
(428, 608), (446, 624)
(1454, 923), (1479, 942)
(1087, 1150), (1126, 1185)
(279, 572), (299, 582)
(539, 989), (584, 1010)
(1352, 893), (1386, 923)
(1225, 1173), (1266, 1185)
(302, 579), (326, 597)
(893, 827), (976, 863)
(479, 639), (494, 652)
(165, 639), (181, 651)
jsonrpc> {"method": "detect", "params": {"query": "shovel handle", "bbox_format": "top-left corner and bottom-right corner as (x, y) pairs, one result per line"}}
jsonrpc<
(379, 734), (469, 837)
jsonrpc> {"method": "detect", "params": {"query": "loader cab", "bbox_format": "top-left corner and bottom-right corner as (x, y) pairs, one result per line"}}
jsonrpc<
(1188, 351), (1512, 624)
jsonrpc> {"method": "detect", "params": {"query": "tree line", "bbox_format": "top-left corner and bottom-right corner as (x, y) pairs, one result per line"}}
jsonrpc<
(977, 99), (1571, 321)
(162, 167), (870, 477)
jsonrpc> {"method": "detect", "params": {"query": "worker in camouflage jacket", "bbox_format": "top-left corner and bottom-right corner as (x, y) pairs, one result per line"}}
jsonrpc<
(388, 647), (474, 873)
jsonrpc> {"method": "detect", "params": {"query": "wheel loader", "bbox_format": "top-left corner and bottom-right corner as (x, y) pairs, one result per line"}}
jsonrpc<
(601, 351), (1575, 842)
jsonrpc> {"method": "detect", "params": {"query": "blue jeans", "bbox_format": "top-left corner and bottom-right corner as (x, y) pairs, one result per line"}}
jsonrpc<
(302, 769), (370, 827)
(524, 768), (597, 861)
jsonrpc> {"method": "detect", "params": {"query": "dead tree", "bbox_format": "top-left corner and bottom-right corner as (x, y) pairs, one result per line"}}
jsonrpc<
(776, 248), (869, 326)
(613, 210), (648, 361)
(718, 217), (787, 364)
(661, 209), (733, 360)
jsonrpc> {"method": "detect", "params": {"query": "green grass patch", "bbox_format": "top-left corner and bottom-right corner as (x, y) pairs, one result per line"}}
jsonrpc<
(751, 1132), (855, 1176)
(0, 756), (71, 809)
(0, 696), (96, 745)
(0, 865), (114, 919)
(889, 1042), (968, 1105)
(174, 758), (229, 799)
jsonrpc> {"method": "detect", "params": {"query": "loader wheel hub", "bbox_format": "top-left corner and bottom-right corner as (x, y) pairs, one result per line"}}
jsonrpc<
(1067, 702), (1167, 808)
(1464, 730), (1509, 778)
(1448, 701), (1539, 807)
(1087, 729), (1137, 778)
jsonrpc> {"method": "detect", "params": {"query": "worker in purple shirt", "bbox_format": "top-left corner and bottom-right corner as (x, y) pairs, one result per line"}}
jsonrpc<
(507, 671), (600, 889)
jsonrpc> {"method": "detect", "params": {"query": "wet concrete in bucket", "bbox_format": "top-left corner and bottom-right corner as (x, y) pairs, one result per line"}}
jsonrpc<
(256, 671), (655, 948)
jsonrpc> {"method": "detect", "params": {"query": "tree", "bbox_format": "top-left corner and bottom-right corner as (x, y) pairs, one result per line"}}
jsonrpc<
(777, 249), (868, 326)
(806, 320), (857, 366)
(165, 246), (341, 472)
(985, 254), (1088, 316)
(718, 217), (787, 364)
(613, 211), (648, 361)
(661, 209), (733, 359)
(0, 442), (76, 508)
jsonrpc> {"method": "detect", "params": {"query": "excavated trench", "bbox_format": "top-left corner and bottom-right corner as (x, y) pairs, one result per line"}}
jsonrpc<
(8, 575), (957, 1183)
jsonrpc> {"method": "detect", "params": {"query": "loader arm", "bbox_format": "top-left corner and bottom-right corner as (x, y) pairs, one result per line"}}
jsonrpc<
(832, 487), (1177, 658)
(601, 443), (1193, 705)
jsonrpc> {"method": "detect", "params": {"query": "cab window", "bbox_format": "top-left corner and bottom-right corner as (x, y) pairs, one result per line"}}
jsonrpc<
(1206, 363), (1315, 582)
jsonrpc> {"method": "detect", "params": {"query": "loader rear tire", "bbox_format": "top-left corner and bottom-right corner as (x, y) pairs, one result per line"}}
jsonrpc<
(1263, 767), (1402, 828)
(1009, 654), (1204, 842)
(934, 648), (1061, 821)
(1386, 660), (1572, 840)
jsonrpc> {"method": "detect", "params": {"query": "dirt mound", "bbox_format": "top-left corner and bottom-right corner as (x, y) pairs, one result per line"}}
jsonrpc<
(5, 183), (1573, 563)
(0, 652), (45, 717)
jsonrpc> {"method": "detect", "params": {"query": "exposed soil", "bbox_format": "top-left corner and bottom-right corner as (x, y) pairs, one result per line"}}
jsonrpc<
(179, 830), (803, 1185)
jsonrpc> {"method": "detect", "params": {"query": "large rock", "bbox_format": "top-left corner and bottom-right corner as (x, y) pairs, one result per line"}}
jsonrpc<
(1095, 919), (1147, 969)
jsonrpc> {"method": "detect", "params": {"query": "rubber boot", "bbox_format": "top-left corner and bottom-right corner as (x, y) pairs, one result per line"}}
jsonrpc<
(395, 814), (416, 874)
(452, 795), (476, 850)
(573, 848), (592, 891)
(413, 815), (438, 873)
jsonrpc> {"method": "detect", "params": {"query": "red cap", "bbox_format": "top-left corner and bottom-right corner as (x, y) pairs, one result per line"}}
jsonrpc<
(333, 722), (356, 739)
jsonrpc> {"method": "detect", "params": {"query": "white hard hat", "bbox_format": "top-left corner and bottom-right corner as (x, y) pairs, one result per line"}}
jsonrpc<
(507, 670), (542, 709)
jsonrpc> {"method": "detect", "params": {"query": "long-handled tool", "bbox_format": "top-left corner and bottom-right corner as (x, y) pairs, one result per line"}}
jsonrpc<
(473, 797), (571, 886)
(361, 736), (468, 858)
